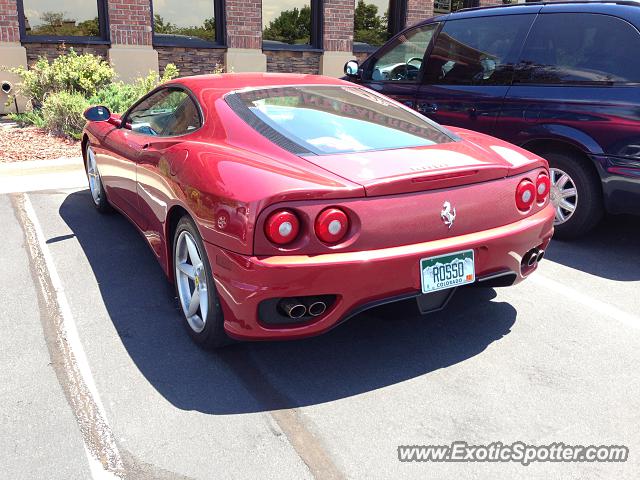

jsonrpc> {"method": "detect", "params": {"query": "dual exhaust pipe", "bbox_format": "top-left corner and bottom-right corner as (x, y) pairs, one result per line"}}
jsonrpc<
(522, 247), (545, 269)
(279, 297), (328, 319)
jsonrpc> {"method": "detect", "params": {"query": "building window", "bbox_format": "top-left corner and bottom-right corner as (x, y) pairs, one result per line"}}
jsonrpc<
(354, 0), (390, 48)
(353, 0), (407, 51)
(434, 0), (479, 14)
(18, 0), (108, 42)
(152, 0), (224, 47)
(262, 0), (321, 49)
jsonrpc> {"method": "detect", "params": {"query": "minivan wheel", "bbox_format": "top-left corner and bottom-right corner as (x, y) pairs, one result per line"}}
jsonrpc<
(173, 216), (230, 349)
(543, 151), (603, 239)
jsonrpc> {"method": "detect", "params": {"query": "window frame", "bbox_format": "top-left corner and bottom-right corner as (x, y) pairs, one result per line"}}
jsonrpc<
(262, 0), (323, 51)
(353, 0), (408, 54)
(151, 0), (226, 48)
(17, 0), (110, 44)
(121, 85), (205, 139)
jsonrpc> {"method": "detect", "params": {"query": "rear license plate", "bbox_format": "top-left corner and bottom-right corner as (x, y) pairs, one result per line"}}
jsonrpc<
(420, 249), (475, 294)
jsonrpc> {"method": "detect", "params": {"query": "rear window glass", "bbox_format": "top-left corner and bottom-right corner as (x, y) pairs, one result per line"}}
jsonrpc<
(518, 13), (640, 84)
(227, 85), (453, 155)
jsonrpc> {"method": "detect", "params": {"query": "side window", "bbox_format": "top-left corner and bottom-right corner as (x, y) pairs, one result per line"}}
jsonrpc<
(424, 15), (534, 86)
(366, 24), (438, 82)
(127, 88), (201, 136)
(517, 13), (640, 85)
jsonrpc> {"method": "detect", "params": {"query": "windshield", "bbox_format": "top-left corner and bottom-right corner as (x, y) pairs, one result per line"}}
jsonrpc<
(227, 85), (454, 155)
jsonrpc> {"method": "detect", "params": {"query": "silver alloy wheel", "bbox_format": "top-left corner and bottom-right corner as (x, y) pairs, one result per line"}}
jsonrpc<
(86, 145), (101, 205)
(549, 167), (578, 225)
(175, 231), (209, 333)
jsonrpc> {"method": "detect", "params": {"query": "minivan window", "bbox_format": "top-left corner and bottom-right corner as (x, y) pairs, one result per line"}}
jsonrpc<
(423, 15), (535, 86)
(367, 24), (438, 82)
(517, 13), (640, 84)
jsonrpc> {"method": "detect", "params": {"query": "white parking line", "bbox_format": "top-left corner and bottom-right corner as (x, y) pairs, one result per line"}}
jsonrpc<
(15, 193), (124, 479)
(530, 273), (640, 330)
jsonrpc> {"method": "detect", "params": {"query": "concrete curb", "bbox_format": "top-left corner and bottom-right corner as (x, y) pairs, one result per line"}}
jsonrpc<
(0, 157), (87, 194)
(0, 157), (84, 176)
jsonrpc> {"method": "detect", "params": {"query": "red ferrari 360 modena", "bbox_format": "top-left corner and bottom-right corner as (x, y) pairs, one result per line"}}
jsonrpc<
(82, 73), (554, 348)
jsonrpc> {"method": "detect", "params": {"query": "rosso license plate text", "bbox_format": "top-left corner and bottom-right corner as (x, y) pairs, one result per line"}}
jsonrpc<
(420, 250), (475, 294)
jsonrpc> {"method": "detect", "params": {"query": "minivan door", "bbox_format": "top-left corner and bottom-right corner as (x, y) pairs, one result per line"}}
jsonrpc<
(357, 22), (440, 110)
(501, 9), (640, 217)
(417, 13), (537, 135)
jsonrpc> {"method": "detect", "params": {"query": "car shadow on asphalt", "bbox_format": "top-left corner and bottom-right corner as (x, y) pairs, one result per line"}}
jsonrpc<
(544, 214), (640, 281)
(60, 190), (517, 414)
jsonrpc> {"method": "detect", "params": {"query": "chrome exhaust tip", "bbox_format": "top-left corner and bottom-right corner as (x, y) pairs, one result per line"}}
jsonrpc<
(308, 301), (327, 317)
(279, 299), (307, 319)
(526, 251), (538, 267)
(536, 249), (545, 262)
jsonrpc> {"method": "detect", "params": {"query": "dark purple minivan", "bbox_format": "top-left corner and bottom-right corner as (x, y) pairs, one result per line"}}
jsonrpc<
(345, 1), (640, 238)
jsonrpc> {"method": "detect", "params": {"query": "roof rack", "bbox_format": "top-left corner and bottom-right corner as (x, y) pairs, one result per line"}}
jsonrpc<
(458, 0), (640, 14)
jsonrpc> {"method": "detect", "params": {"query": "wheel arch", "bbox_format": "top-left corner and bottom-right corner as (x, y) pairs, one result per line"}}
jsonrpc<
(81, 134), (90, 169)
(520, 138), (603, 181)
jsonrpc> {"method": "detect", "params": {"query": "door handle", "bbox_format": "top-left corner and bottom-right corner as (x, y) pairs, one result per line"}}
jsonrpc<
(417, 103), (438, 114)
(141, 143), (150, 150)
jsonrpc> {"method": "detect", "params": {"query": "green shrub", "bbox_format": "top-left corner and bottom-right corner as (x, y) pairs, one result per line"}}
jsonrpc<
(89, 63), (180, 114)
(42, 91), (90, 139)
(10, 48), (114, 107)
(8, 58), (179, 139)
(88, 82), (142, 114)
(7, 110), (46, 129)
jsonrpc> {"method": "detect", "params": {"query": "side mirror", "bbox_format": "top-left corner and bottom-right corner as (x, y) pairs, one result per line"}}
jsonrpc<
(83, 105), (111, 122)
(344, 60), (360, 77)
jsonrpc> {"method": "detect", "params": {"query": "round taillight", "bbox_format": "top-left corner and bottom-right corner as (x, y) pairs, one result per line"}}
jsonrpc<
(516, 179), (536, 212)
(265, 209), (300, 245)
(536, 172), (550, 204)
(315, 208), (349, 244)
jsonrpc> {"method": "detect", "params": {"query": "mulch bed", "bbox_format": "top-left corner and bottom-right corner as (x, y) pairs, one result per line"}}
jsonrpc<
(0, 123), (81, 162)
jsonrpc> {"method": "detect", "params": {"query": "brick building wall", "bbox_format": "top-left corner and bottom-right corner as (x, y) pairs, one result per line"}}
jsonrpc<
(265, 50), (322, 74)
(2, 0), (501, 80)
(324, 0), (355, 52)
(157, 47), (226, 76)
(226, 0), (262, 49)
(107, 0), (152, 46)
(406, 0), (434, 27)
(0, 0), (19, 42)
(24, 44), (109, 66)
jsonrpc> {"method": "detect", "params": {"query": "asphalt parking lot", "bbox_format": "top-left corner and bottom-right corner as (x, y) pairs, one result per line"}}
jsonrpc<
(1, 181), (639, 479)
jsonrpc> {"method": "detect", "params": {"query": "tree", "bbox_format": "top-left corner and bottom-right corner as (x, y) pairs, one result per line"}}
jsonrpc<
(353, 0), (388, 46)
(78, 17), (100, 37)
(262, 6), (311, 44)
(154, 14), (176, 34)
(153, 14), (215, 41)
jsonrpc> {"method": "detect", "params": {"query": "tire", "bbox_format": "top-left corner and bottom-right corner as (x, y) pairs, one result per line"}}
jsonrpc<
(542, 151), (603, 240)
(85, 142), (112, 213)
(173, 216), (230, 349)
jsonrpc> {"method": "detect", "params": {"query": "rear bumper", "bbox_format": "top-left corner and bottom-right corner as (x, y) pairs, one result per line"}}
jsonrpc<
(206, 204), (555, 340)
